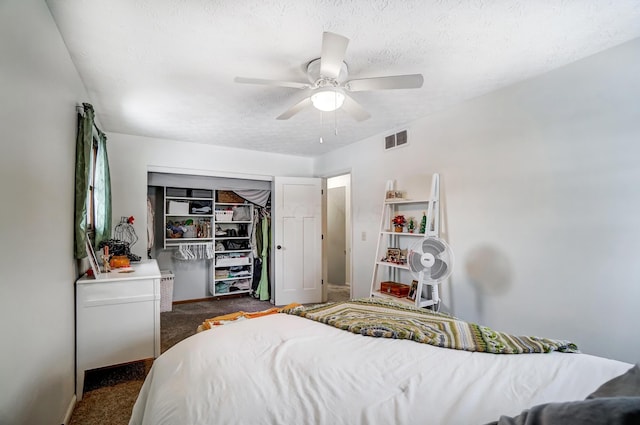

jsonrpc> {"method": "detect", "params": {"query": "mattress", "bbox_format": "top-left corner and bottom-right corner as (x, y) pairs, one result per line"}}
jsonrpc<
(129, 313), (631, 425)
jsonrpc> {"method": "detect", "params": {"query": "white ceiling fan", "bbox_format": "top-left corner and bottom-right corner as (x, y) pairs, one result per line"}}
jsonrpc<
(234, 32), (424, 121)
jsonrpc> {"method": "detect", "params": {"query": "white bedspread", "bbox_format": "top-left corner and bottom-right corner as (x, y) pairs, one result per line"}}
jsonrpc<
(130, 314), (631, 425)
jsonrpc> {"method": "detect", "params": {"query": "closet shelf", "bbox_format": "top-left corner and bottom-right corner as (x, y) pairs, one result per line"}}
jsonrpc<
(166, 238), (213, 243)
(166, 196), (214, 202)
(216, 220), (252, 224)
(166, 213), (214, 218)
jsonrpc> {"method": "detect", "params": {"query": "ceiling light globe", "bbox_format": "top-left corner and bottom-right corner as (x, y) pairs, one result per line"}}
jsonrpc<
(311, 89), (345, 112)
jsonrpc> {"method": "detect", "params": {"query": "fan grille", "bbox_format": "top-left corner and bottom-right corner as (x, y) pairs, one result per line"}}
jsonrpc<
(408, 236), (453, 283)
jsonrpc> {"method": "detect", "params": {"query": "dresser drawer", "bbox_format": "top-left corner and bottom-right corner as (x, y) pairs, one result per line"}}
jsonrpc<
(78, 278), (157, 307)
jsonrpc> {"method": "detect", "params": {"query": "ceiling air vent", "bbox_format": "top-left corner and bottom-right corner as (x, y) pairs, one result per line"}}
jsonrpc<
(384, 130), (408, 150)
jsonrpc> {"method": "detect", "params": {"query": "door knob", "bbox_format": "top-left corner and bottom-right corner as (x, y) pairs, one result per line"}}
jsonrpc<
(276, 245), (282, 249)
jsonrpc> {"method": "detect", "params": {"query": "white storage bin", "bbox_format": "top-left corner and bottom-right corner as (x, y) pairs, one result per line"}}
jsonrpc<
(215, 210), (234, 222)
(216, 256), (251, 267)
(168, 201), (189, 215)
(160, 270), (174, 312)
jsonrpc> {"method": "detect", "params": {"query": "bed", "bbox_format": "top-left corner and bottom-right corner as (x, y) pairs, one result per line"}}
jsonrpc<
(130, 299), (637, 425)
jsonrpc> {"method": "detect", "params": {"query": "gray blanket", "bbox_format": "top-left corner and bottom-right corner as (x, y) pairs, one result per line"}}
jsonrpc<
(491, 397), (640, 425)
(486, 365), (640, 425)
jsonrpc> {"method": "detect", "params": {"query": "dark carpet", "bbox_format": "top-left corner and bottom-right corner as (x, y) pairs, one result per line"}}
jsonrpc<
(69, 296), (273, 425)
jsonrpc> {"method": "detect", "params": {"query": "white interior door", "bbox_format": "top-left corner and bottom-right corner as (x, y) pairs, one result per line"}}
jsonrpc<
(274, 176), (322, 305)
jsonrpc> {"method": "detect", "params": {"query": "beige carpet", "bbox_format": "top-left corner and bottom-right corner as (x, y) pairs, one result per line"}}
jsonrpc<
(327, 283), (351, 302)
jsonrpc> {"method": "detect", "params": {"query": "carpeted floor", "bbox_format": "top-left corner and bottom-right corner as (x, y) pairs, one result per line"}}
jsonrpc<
(326, 283), (351, 303)
(69, 296), (273, 425)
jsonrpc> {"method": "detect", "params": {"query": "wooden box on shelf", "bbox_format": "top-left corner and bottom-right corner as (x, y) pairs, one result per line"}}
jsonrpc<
(217, 190), (244, 203)
(380, 281), (411, 298)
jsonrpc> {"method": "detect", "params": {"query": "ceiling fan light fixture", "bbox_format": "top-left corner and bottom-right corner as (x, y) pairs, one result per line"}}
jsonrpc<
(311, 88), (345, 112)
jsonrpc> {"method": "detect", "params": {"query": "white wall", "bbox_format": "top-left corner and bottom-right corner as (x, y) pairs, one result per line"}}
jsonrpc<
(0, 1), (89, 423)
(107, 133), (314, 299)
(315, 38), (640, 364)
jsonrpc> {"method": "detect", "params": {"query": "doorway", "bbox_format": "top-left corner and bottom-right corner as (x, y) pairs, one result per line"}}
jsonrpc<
(326, 173), (352, 302)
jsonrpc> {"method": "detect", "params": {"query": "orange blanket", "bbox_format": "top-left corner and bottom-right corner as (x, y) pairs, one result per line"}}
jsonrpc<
(199, 303), (301, 331)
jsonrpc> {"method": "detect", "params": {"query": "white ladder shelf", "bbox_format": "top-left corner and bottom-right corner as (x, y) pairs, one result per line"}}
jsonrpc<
(369, 174), (441, 308)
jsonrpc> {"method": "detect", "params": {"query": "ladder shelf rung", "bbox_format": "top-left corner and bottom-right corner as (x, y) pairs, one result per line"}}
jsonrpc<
(375, 261), (409, 270)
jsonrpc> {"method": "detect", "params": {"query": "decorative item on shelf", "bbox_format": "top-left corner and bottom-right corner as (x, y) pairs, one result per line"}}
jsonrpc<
(109, 255), (130, 269)
(382, 248), (407, 265)
(407, 217), (416, 233)
(380, 281), (411, 298)
(385, 190), (405, 200)
(385, 247), (401, 263)
(86, 239), (101, 277)
(419, 211), (427, 234)
(114, 216), (138, 246)
(198, 220), (211, 238)
(392, 215), (406, 232)
(101, 245), (111, 273)
(407, 280), (418, 300)
(98, 239), (141, 263)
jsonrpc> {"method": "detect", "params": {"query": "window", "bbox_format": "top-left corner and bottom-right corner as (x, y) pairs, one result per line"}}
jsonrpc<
(74, 103), (111, 259)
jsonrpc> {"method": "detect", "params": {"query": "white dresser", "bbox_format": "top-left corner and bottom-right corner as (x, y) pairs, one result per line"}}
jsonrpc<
(75, 259), (161, 400)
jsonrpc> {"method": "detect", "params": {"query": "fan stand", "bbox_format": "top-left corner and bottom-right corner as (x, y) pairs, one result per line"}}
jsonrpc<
(418, 270), (440, 305)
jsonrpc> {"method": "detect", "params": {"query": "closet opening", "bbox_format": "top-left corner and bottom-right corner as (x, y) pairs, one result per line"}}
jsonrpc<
(147, 171), (271, 304)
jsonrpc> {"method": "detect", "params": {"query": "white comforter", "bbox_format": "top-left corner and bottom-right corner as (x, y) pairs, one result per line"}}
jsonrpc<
(130, 314), (631, 425)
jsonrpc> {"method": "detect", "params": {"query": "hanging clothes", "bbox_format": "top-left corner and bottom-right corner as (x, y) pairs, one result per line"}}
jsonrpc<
(147, 197), (154, 251)
(256, 213), (270, 301)
(251, 210), (263, 296)
(252, 208), (260, 258)
(251, 258), (262, 293)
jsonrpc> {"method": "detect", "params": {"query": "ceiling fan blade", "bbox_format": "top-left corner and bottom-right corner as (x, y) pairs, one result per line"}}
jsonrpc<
(345, 74), (424, 91)
(320, 32), (349, 79)
(234, 77), (309, 90)
(276, 97), (312, 120)
(341, 94), (371, 122)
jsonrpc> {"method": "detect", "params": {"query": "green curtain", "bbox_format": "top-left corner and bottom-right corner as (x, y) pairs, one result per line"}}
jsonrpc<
(73, 103), (111, 258)
(73, 104), (93, 258)
(93, 129), (111, 247)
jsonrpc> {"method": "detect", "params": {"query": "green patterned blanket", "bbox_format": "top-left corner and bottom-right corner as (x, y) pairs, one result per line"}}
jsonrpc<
(281, 298), (579, 354)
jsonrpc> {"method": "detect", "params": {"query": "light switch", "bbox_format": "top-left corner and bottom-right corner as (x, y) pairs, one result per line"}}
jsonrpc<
(361, 231), (366, 241)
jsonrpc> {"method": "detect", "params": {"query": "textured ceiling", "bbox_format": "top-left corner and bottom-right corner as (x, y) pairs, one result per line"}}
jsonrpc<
(46, 1), (640, 157)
